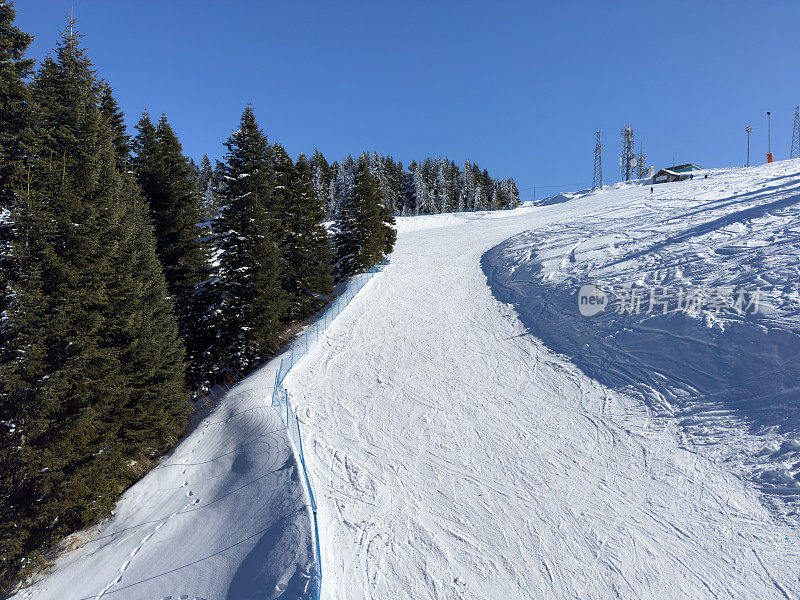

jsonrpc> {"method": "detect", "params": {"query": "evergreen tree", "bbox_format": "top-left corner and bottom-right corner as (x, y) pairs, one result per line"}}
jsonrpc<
(332, 173), (361, 281)
(98, 81), (129, 168)
(444, 159), (459, 212)
(0, 0), (35, 331)
(326, 160), (340, 218)
(108, 176), (187, 448)
(214, 106), (287, 375)
(358, 156), (396, 263)
(132, 113), (211, 386)
(0, 0), (33, 205)
(0, 5), (34, 583)
(401, 163), (415, 215)
(194, 155), (220, 221)
(188, 156), (199, 180)
(199, 154), (213, 185)
(383, 156), (404, 213)
(268, 143), (293, 217)
(459, 160), (473, 211)
(471, 163), (487, 210)
(412, 160), (434, 214)
(368, 152), (402, 215)
(481, 168), (493, 209)
(309, 149), (330, 216)
(282, 153), (333, 320)
(0, 22), (186, 589)
(504, 178), (521, 208)
(332, 155), (356, 220)
(333, 155), (395, 281)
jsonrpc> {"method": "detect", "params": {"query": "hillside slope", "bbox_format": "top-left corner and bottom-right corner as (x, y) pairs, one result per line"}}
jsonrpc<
(13, 364), (314, 600)
(287, 164), (800, 599)
(15, 161), (800, 600)
(485, 160), (800, 517)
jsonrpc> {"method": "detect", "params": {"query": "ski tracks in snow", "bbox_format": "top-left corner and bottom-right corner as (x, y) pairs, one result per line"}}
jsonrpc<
(286, 199), (800, 599)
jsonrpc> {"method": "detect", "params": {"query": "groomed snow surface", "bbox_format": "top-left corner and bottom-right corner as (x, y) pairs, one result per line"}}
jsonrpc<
(15, 160), (800, 599)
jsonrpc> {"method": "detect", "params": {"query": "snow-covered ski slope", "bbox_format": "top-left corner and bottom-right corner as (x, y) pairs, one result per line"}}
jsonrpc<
(15, 160), (800, 600)
(485, 161), (800, 517)
(286, 162), (800, 599)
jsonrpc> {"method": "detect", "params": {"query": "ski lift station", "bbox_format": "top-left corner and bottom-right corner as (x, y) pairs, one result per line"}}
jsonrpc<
(653, 163), (703, 184)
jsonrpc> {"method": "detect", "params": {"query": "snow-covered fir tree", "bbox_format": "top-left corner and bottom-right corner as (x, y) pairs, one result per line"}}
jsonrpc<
(332, 154), (395, 281)
(213, 105), (287, 376)
(282, 153), (334, 320)
(310, 151), (518, 218)
(310, 148), (330, 217)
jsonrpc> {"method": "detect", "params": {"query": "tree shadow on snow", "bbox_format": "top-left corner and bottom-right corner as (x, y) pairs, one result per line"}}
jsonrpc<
(225, 512), (314, 600)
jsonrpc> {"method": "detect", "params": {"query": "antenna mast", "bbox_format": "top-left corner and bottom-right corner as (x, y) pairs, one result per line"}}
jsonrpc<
(791, 106), (800, 159)
(635, 142), (648, 179)
(620, 124), (635, 182)
(593, 131), (603, 190)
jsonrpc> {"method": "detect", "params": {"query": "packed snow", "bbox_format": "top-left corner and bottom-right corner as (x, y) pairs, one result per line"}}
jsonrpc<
(287, 162), (800, 599)
(486, 161), (800, 517)
(14, 160), (800, 599)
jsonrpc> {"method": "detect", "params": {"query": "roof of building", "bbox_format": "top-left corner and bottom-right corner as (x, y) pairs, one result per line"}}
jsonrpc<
(662, 163), (703, 173)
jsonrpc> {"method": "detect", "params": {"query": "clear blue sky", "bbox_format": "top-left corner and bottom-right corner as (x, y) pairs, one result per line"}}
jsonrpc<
(14, 1), (800, 200)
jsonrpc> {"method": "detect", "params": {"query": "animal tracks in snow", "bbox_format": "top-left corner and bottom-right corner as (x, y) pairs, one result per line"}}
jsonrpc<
(93, 435), (204, 600)
(93, 500), (202, 599)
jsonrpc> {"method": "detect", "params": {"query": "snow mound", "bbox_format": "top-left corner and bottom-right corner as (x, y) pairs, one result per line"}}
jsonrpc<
(483, 159), (800, 518)
(534, 191), (575, 206)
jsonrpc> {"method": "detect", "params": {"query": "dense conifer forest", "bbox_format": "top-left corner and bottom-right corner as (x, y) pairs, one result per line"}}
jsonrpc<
(0, 3), (519, 589)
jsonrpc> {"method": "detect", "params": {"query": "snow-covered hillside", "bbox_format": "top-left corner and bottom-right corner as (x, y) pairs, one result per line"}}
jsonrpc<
(485, 161), (800, 518)
(15, 160), (800, 600)
(285, 162), (800, 600)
